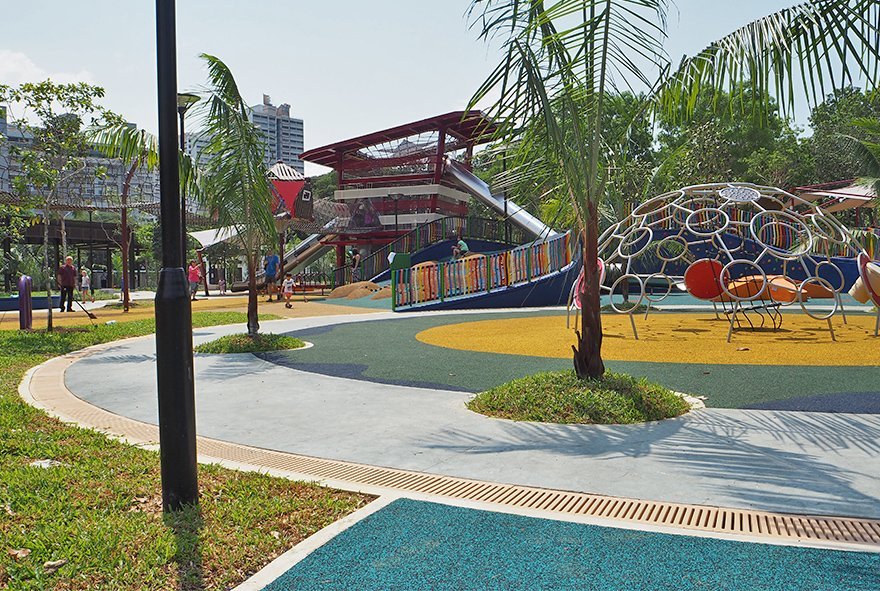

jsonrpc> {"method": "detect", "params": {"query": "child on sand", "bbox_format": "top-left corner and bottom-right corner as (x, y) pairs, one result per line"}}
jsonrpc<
(281, 272), (296, 309)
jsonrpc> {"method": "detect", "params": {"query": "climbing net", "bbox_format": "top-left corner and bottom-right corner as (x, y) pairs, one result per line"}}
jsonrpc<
(579, 182), (867, 340)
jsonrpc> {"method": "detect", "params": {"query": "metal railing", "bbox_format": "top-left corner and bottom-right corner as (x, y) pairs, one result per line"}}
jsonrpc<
(392, 232), (572, 310)
(333, 216), (529, 286)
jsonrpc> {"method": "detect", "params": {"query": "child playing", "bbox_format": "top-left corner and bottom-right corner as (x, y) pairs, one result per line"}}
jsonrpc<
(281, 272), (296, 309)
(79, 268), (95, 303)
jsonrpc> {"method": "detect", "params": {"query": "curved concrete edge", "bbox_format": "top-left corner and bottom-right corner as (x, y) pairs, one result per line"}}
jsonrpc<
(17, 336), (880, 553)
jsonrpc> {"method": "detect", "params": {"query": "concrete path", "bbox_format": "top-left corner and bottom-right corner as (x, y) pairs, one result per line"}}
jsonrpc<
(63, 311), (880, 520)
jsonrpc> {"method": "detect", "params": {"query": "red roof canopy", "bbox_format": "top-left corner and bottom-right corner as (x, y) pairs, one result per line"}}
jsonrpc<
(300, 110), (498, 169)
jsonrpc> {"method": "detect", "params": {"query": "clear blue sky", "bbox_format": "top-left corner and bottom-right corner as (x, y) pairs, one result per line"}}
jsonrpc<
(2, 1), (813, 174)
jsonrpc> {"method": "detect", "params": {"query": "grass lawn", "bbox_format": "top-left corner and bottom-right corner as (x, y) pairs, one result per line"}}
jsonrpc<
(0, 311), (372, 590)
(468, 370), (691, 424)
(195, 333), (306, 354)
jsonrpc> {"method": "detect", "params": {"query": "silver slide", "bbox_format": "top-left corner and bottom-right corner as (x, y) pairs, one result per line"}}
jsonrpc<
(444, 157), (558, 240)
(231, 233), (331, 291)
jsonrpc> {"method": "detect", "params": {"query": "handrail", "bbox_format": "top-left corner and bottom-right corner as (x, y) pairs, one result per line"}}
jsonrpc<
(392, 232), (572, 310)
(333, 216), (529, 286)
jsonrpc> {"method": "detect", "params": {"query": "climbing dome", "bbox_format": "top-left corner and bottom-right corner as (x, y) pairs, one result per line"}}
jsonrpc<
(589, 182), (869, 340)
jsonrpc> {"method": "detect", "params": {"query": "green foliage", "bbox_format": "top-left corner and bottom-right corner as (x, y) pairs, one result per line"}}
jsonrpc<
(309, 171), (337, 200)
(810, 87), (880, 182)
(468, 370), (690, 424)
(194, 332), (305, 354)
(196, 54), (276, 336)
(468, 0), (880, 378)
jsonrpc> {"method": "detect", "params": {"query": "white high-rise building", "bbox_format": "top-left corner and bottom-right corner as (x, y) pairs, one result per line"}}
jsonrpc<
(250, 94), (304, 173)
(185, 95), (304, 174)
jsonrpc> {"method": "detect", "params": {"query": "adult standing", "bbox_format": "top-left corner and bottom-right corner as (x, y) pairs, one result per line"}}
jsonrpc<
(187, 260), (202, 302)
(350, 248), (361, 283)
(56, 256), (77, 312)
(263, 250), (280, 302)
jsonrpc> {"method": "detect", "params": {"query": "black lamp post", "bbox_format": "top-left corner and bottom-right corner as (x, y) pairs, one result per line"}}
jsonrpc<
(155, 0), (198, 511)
(177, 92), (199, 259)
(390, 193), (403, 234)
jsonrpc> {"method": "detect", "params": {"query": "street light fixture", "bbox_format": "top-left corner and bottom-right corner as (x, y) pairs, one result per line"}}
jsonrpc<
(155, 0), (198, 511)
(177, 92), (199, 260)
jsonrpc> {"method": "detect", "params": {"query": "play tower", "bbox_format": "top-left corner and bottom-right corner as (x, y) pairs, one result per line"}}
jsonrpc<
(299, 111), (499, 273)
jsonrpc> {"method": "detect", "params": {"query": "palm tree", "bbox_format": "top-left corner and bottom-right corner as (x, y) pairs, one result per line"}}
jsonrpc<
(88, 123), (199, 311)
(88, 124), (159, 312)
(469, 0), (880, 378)
(196, 54), (276, 337)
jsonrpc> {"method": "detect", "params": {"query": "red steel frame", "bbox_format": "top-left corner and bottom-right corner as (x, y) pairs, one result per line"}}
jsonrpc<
(301, 111), (496, 254)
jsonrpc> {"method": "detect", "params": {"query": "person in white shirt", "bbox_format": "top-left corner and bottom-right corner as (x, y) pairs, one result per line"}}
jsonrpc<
(80, 268), (95, 302)
(281, 273), (296, 309)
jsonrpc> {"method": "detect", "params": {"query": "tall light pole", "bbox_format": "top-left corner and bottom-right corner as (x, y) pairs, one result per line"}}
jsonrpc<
(155, 0), (198, 511)
(390, 193), (402, 234)
(177, 92), (199, 261)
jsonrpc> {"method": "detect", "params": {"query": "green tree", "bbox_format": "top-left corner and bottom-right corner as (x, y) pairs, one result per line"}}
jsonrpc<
(842, 117), (880, 229)
(469, 0), (880, 378)
(309, 170), (337, 200)
(0, 81), (112, 330)
(88, 124), (159, 312)
(809, 86), (880, 182)
(196, 54), (276, 337)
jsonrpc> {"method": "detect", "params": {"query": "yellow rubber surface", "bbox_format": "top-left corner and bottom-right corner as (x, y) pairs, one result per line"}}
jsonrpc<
(416, 313), (880, 366)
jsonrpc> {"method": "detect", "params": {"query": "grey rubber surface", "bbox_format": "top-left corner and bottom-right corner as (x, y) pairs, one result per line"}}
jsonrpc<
(64, 311), (880, 519)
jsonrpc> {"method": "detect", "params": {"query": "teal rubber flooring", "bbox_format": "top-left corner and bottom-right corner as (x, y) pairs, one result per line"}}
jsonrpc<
(261, 499), (880, 590)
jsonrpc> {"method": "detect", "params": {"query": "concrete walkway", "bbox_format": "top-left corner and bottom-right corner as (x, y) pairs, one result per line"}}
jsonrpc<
(62, 311), (880, 520)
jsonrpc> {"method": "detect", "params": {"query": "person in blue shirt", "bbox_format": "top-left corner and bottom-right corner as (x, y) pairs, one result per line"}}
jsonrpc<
(263, 250), (281, 302)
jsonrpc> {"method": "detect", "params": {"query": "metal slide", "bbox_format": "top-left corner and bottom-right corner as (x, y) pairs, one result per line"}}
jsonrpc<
(443, 157), (559, 240)
(230, 233), (333, 292)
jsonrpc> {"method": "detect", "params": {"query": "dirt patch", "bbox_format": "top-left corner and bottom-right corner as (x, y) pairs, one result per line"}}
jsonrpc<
(327, 281), (380, 299)
(371, 286), (392, 300)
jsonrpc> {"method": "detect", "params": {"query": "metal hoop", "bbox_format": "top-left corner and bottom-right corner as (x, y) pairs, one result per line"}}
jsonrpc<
(815, 260), (846, 293)
(749, 211), (813, 261)
(609, 274), (645, 314)
(655, 236), (689, 262)
(807, 213), (848, 246)
(798, 277), (838, 320)
(767, 275), (798, 307)
(632, 191), (681, 219)
(720, 259), (768, 301)
(644, 273), (673, 303)
(616, 226), (654, 259)
(685, 208), (730, 237)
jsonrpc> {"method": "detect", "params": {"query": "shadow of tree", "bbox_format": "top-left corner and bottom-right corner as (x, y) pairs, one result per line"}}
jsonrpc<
(418, 409), (880, 518)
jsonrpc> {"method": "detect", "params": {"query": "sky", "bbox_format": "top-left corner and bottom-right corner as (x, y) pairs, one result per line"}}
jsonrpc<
(2, 1), (818, 175)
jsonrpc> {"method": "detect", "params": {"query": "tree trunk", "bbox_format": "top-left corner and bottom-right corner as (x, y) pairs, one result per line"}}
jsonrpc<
(121, 203), (130, 312)
(246, 254), (260, 337)
(572, 205), (604, 379)
(44, 209), (53, 332)
(121, 161), (138, 313)
(60, 214), (68, 258)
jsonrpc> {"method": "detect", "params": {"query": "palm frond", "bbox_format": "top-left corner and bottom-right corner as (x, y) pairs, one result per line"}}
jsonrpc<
(657, 0), (880, 121)
(86, 124), (159, 170)
(195, 53), (275, 252)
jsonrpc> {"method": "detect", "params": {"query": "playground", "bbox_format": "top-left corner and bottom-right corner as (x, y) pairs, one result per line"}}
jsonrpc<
(8, 112), (880, 590)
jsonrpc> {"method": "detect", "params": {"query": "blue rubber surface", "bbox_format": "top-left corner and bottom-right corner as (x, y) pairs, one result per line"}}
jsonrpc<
(262, 499), (880, 591)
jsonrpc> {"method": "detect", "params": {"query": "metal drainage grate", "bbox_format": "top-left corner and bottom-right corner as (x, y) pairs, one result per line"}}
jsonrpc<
(24, 351), (880, 548)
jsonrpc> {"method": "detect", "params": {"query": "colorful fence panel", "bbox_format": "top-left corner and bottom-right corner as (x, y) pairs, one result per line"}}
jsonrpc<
(334, 216), (529, 286)
(392, 232), (572, 310)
